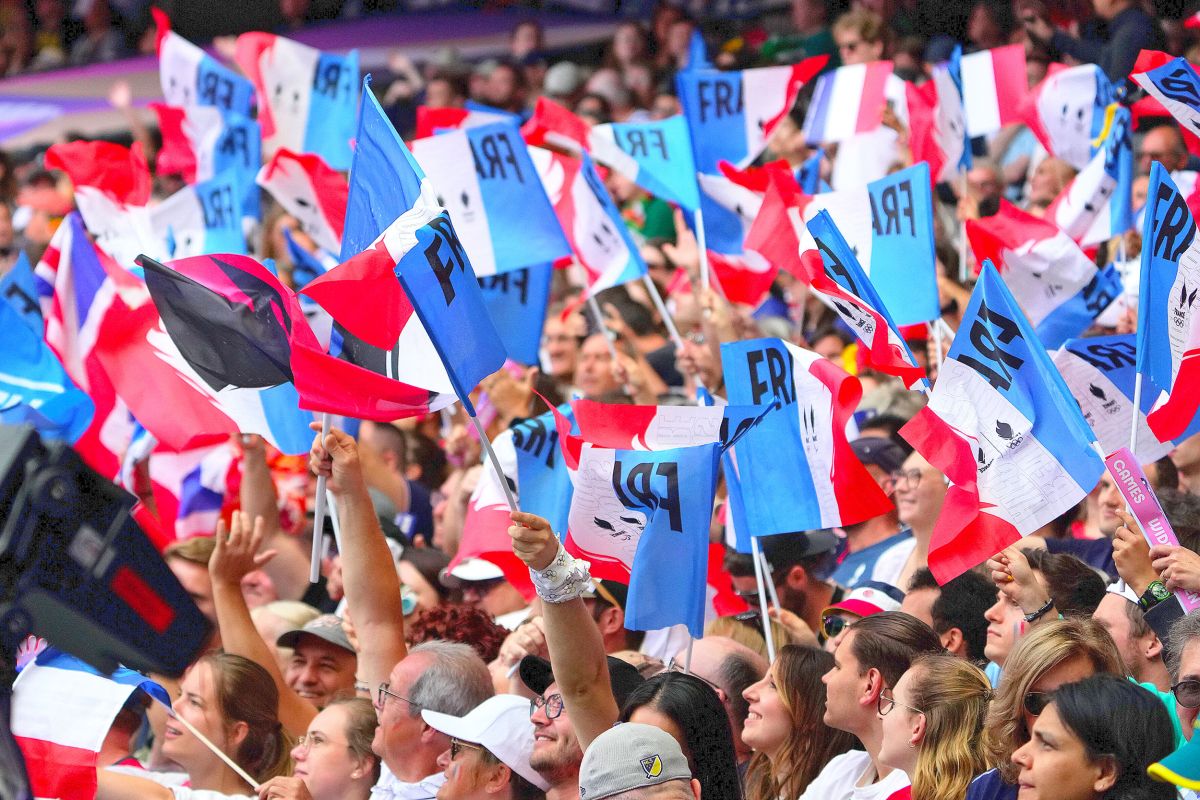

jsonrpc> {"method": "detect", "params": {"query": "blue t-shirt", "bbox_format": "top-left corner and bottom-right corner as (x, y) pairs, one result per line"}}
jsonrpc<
(831, 530), (913, 588)
(966, 769), (1017, 800)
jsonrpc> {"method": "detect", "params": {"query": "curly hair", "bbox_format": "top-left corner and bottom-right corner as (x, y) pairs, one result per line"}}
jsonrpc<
(406, 604), (508, 662)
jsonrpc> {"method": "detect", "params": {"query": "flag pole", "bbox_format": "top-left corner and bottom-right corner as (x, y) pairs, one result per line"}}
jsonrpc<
(642, 273), (684, 349)
(683, 636), (694, 674)
(469, 413), (519, 512)
(1130, 372), (1143, 455)
(694, 207), (711, 295)
(932, 317), (945, 380)
(750, 536), (776, 662)
(759, 548), (783, 617)
(310, 412), (331, 584)
(586, 294), (636, 398)
(164, 701), (260, 791)
(958, 168), (970, 284)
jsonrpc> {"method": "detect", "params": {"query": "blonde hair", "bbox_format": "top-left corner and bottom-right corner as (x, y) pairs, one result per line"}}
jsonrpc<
(985, 618), (1125, 781)
(832, 9), (887, 46)
(704, 615), (795, 660)
(906, 655), (991, 800)
(253, 600), (321, 631)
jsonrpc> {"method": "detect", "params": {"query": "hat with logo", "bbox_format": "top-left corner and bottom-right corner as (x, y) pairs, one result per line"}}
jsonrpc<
(823, 581), (904, 619)
(579, 723), (692, 800)
(582, 579), (628, 611)
(422, 695), (550, 791)
(276, 614), (354, 654)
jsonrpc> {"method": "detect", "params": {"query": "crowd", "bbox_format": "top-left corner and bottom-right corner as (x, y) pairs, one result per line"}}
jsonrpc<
(7, 0), (1200, 799)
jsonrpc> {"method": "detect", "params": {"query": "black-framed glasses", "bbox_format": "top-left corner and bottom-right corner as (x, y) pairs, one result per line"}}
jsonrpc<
(450, 738), (484, 759)
(530, 693), (565, 720)
(1023, 691), (1053, 717)
(1173, 679), (1200, 709)
(891, 469), (923, 490)
(822, 614), (851, 640)
(878, 688), (924, 717)
(376, 683), (421, 712)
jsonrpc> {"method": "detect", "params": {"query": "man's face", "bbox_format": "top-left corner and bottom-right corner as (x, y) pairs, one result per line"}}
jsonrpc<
(374, 652), (435, 769)
(529, 681), (583, 784)
(1138, 126), (1188, 175)
(1096, 471), (1124, 537)
(821, 630), (866, 733)
(1174, 432), (1200, 494)
(899, 587), (938, 629)
(983, 587), (1027, 667)
(1092, 594), (1140, 671)
(461, 578), (525, 618)
(285, 635), (357, 708)
(575, 334), (618, 399)
(169, 557), (215, 624)
(1176, 640), (1200, 737)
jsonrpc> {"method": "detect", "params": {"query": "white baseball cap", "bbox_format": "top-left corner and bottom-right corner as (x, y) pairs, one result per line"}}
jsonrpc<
(440, 557), (505, 588)
(422, 695), (550, 791)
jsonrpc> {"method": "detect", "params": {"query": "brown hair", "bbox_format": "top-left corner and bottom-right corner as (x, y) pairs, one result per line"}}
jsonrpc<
(327, 697), (381, 784)
(832, 9), (888, 46)
(906, 655), (991, 800)
(199, 652), (293, 782)
(744, 646), (857, 800)
(849, 612), (946, 687)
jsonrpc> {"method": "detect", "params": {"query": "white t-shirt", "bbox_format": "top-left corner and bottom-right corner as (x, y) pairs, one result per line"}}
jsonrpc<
(797, 750), (910, 800)
(371, 766), (446, 800)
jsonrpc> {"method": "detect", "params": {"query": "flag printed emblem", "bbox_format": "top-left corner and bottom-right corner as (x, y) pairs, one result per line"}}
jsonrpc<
(641, 754), (663, 779)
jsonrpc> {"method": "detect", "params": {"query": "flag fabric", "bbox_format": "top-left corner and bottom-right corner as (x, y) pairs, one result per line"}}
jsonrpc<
(1045, 105), (1133, 247)
(1131, 56), (1200, 143)
(968, 200), (1122, 348)
(900, 261), (1104, 582)
(570, 398), (771, 450)
(283, 227), (333, 290)
(959, 44), (1027, 138)
(410, 122), (571, 276)
(802, 60), (895, 145)
(257, 149), (348, 257)
(521, 96), (593, 152)
(120, 429), (235, 540)
(415, 104), (512, 139)
(234, 32), (358, 169)
(797, 162), (940, 325)
(1022, 63), (1115, 170)
(151, 170), (248, 259)
(529, 148), (647, 294)
(153, 8), (254, 115)
(721, 337), (893, 534)
(677, 57), (828, 172)
(906, 48), (971, 185)
(0, 254), (94, 442)
(478, 264), (553, 366)
(1052, 335), (1173, 463)
(12, 647), (169, 800)
(589, 115), (701, 211)
(795, 148), (825, 194)
(693, 168), (765, 256)
(682, 29), (711, 71)
(1136, 163), (1200, 442)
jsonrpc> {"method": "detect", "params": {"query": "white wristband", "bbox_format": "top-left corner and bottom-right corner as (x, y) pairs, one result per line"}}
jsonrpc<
(530, 542), (592, 604)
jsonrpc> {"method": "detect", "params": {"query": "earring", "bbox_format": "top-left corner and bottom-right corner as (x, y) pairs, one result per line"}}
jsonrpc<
(352, 771), (362, 779)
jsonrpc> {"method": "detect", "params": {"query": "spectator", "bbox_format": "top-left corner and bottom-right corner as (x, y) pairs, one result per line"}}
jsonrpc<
(257, 697), (382, 800)
(578, 723), (699, 800)
(441, 558), (530, 629)
(407, 604), (509, 663)
(1138, 124), (1191, 177)
(820, 581), (905, 652)
(1020, 0), (1165, 84)
(892, 451), (948, 590)
(250, 600), (321, 674)
(1092, 583), (1170, 691)
(902, 568), (995, 663)
(833, 437), (914, 589)
(729, 530), (842, 643)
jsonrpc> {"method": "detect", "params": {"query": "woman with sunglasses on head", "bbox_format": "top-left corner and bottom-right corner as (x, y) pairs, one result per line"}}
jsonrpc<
(1011, 674), (1175, 800)
(741, 645), (857, 800)
(877, 654), (991, 800)
(254, 698), (379, 800)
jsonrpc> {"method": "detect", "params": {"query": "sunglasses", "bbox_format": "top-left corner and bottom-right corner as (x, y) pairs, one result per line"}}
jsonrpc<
(450, 738), (483, 759)
(1173, 679), (1200, 709)
(1023, 691), (1053, 717)
(822, 614), (852, 640)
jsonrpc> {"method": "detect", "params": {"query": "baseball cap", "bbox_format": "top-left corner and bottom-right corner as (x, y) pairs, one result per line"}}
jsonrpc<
(276, 614), (354, 654)
(758, 530), (840, 573)
(1150, 721), (1200, 790)
(850, 437), (907, 475)
(579, 723), (692, 800)
(519, 655), (645, 709)
(422, 695), (550, 791)
(440, 557), (505, 589)
(1106, 580), (1141, 605)
(582, 580), (628, 611)
(824, 581), (904, 619)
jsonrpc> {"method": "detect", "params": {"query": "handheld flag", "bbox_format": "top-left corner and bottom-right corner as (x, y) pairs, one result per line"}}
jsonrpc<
(416, 104), (512, 139)
(1022, 63), (1114, 170)
(900, 261), (1104, 582)
(570, 398), (772, 450)
(959, 44), (1027, 138)
(589, 116), (701, 211)
(283, 227), (333, 290)
(1131, 56), (1200, 142)
(153, 8), (254, 115)
(906, 47), (971, 185)
(478, 264), (553, 366)
(120, 431), (236, 541)
(257, 149), (348, 257)
(151, 170), (248, 258)
(1045, 105), (1133, 247)
(802, 60), (895, 145)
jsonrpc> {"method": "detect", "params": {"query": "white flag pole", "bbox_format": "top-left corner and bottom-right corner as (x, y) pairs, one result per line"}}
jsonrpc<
(642, 273), (684, 349)
(694, 207), (711, 295)
(309, 412), (331, 584)
(750, 536), (776, 662)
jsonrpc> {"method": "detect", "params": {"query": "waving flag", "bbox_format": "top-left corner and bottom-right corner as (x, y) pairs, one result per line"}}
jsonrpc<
(150, 103), (262, 221)
(1045, 105), (1133, 247)
(590, 116), (701, 211)
(1023, 63), (1115, 170)
(234, 32), (358, 170)
(153, 9), (253, 115)
(410, 122), (570, 276)
(906, 48), (970, 184)
(283, 227), (333, 291)
(571, 398), (771, 450)
(722, 338), (893, 534)
(1052, 335), (1173, 463)
(803, 60), (895, 145)
(478, 264), (553, 366)
(1137, 163), (1200, 442)
(150, 170), (248, 258)
(901, 261), (1103, 582)
(530, 148), (647, 293)
(257, 149), (347, 257)
(416, 104), (512, 139)
(798, 162), (940, 325)
(1131, 56), (1200, 142)
(0, 255), (93, 442)
(12, 648), (170, 800)
(795, 148), (825, 194)
(968, 200), (1121, 347)
(960, 44), (1027, 137)
(121, 430), (235, 541)
(677, 57), (827, 171)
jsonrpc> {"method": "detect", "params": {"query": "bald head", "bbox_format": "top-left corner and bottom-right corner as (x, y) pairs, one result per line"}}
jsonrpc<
(674, 636), (766, 761)
(1139, 125), (1189, 175)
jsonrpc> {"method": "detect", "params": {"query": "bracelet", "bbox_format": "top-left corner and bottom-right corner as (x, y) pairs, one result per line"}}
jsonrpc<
(1023, 598), (1055, 623)
(529, 543), (592, 604)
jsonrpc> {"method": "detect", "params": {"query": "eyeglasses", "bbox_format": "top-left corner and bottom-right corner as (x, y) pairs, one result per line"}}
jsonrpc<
(838, 39), (862, 53)
(530, 693), (565, 720)
(450, 738), (484, 759)
(665, 658), (725, 697)
(822, 613), (852, 640)
(878, 688), (924, 717)
(376, 683), (422, 712)
(1023, 691), (1053, 717)
(1173, 679), (1200, 709)
(891, 469), (923, 489)
(295, 733), (349, 753)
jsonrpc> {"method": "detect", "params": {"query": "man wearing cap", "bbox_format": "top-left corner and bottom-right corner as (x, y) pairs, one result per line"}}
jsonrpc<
(442, 558), (530, 630)
(520, 653), (646, 800)
(831, 438), (915, 590)
(819, 581), (905, 653)
(578, 723), (699, 800)
(275, 614), (358, 709)
(422, 694), (550, 800)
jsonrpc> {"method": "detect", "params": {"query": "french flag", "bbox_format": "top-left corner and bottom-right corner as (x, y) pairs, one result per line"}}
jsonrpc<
(1045, 105), (1133, 247)
(570, 398), (771, 451)
(1022, 63), (1114, 171)
(959, 44), (1027, 138)
(529, 148), (647, 294)
(416, 104), (512, 139)
(901, 261), (1103, 582)
(906, 48), (970, 185)
(153, 8), (254, 115)
(967, 200), (1122, 348)
(120, 429), (235, 540)
(1131, 55), (1200, 145)
(12, 648), (170, 800)
(721, 337), (893, 534)
(257, 149), (348, 257)
(1052, 335), (1174, 464)
(677, 57), (828, 171)
(410, 122), (571, 277)
(234, 32), (358, 170)
(802, 61), (895, 145)
(1136, 163), (1200, 442)
(151, 170), (248, 258)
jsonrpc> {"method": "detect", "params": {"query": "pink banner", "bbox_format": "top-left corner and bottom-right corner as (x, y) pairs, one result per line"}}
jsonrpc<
(1105, 448), (1200, 612)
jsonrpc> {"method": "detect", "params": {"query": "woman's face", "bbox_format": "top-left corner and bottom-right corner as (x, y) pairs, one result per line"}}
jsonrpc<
(613, 24), (644, 64)
(1020, 654), (1097, 738)
(877, 668), (922, 774)
(741, 664), (792, 757)
(163, 662), (232, 771)
(1012, 703), (1111, 800)
(294, 705), (366, 800)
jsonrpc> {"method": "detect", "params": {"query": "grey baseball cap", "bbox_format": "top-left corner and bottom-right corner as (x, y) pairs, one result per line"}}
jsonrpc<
(579, 723), (692, 800)
(276, 614), (354, 654)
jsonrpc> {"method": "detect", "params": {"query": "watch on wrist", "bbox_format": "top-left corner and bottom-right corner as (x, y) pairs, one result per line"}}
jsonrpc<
(1139, 580), (1171, 611)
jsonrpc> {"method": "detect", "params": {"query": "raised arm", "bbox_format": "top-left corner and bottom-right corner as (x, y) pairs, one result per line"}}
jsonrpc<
(238, 435), (312, 602)
(209, 511), (317, 737)
(310, 424), (406, 700)
(509, 510), (619, 750)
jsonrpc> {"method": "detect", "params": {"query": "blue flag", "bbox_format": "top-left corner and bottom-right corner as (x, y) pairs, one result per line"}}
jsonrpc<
(153, 170), (247, 258)
(591, 115), (701, 211)
(512, 405), (574, 536)
(795, 148), (824, 194)
(478, 264), (552, 366)
(284, 228), (331, 290)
